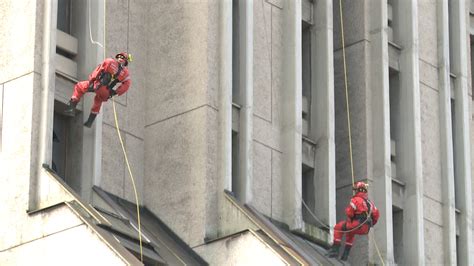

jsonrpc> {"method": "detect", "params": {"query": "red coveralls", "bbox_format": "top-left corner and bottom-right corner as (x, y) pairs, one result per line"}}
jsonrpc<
(333, 191), (380, 247)
(72, 58), (131, 114)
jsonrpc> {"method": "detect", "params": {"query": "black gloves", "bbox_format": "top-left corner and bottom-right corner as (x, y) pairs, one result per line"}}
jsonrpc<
(108, 89), (117, 99)
(366, 217), (373, 227)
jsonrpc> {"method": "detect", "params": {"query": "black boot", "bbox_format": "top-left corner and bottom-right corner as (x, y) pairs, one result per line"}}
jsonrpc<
(326, 243), (340, 258)
(64, 99), (78, 117)
(340, 245), (352, 261)
(84, 113), (97, 128)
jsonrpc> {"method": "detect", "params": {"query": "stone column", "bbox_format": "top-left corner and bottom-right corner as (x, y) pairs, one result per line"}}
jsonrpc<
(237, 0), (253, 204)
(450, 1), (473, 265)
(310, 0), (335, 235)
(282, 0), (303, 230)
(368, 0), (394, 264)
(437, 0), (457, 265)
(397, 0), (425, 264)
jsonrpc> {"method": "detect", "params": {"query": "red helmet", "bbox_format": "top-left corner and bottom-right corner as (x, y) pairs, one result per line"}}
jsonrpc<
(353, 181), (368, 192)
(115, 52), (132, 66)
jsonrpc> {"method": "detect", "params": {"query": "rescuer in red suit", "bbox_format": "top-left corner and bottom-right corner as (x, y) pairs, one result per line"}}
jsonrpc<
(64, 52), (132, 127)
(327, 181), (380, 261)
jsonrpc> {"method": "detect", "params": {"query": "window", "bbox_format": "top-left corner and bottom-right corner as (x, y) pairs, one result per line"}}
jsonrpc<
(387, 0), (399, 44)
(56, 0), (78, 78)
(52, 100), (84, 193)
(232, 0), (240, 105)
(302, 165), (315, 225)
(57, 0), (72, 34)
(231, 131), (240, 198)
(389, 71), (400, 180)
(393, 207), (403, 264)
(302, 23), (311, 137)
(470, 36), (474, 99)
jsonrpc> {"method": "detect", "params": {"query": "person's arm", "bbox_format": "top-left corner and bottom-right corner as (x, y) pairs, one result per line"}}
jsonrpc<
(89, 58), (112, 81)
(345, 198), (357, 218)
(115, 71), (131, 96)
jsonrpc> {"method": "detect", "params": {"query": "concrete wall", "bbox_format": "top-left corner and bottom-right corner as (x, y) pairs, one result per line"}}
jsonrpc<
(143, 0), (220, 247)
(98, 0), (147, 204)
(194, 231), (286, 265)
(418, 1), (445, 264)
(0, 205), (127, 266)
(250, 0), (291, 226)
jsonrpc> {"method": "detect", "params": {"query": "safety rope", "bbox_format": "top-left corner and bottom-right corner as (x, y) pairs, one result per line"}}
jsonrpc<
(338, 1), (384, 265)
(339, 0), (355, 188)
(88, 0), (143, 261)
(112, 99), (144, 262)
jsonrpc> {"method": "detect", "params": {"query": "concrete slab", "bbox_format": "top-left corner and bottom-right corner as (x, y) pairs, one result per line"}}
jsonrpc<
(420, 85), (442, 201)
(252, 141), (272, 217)
(254, 0), (272, 121)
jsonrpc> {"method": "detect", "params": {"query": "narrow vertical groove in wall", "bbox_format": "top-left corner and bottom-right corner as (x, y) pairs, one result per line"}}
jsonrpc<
(281, 0), (302, 230)
(437, 0), (457, 264)
(368, 0), (394, 264)
(450, 1), (473, 264)
(397, 0), (425, 264)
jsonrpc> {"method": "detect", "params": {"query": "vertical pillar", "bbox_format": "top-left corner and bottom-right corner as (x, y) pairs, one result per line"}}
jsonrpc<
(282, 0), (302, 230)
(368, 0), (394, 264)
(30, 0), (58, 209)
(238, 0), (253, 204)
(450, 1), (473, 265)
(81, 0), (105, 202)
(437, 1), (457, 265)
(397, 0), (425, 264)
(217, 0), (233, 230)
(310, 0), (335, 234)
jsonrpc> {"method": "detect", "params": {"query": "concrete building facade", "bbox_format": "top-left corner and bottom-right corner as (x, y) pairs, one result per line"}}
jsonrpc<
(0, 0), (473, 265)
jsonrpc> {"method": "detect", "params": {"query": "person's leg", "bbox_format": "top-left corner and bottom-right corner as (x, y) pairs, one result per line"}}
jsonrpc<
(84, 95), (102, 127)
(72, 81), (90, 102)
(65, 81), (89, 116)
(327, 221), (345, 257)
(340, 221), (360, 261)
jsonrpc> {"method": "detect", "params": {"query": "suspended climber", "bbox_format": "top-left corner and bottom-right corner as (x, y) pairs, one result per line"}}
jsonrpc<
(64, 52), (133, 127)
(326, 181), (380, 261)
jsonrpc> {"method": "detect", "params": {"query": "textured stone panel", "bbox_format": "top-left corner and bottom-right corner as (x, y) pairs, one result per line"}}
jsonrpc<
(423, 197), (443, 226)
(272, 6), (283, 126)
(101, 124), (125, 197)
(271, 150), (284, 221)
(333, 0), (367, 50)
(105, 0), (129, 60)
(418, 0), (438, 66)
(254, 0), (272, 121)
(253, 115), (282, 151)
(334, 42), (369, 188)
(424, 220), (445, 265)
(420, 85), (442, 201)
(251, 141), (272, 217)
(123, 134), (145, 204)
(419, 59), (439, 91)
(0, 0), (37, 83)
(194, 231), (286, 265)
(144, 106), (214, 247)
(146, 1), (211, 125)
(102, 100), (129, 135)
(1, 224), (127, 265)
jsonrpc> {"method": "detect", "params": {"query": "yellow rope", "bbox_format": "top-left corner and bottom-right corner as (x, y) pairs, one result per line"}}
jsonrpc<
(88, 0), (143, 261)
(339, 0), (355, 188)
(112, 99), (144, 262)
(338, 1), (384, 264)
(370, 231), (386, 266)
